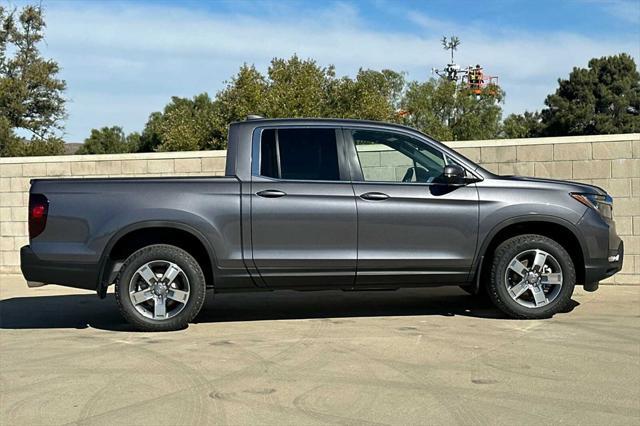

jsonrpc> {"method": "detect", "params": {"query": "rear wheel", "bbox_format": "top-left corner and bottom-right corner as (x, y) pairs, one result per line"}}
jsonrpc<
(115, 244), (206, 331)
(487, 234), (575, 319)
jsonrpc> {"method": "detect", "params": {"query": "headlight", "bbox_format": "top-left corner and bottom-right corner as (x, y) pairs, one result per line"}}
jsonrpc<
(571, 193), (613, 219)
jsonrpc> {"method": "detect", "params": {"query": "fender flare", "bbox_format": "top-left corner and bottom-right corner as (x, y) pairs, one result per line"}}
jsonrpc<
(96, 220), (218, 292)
(471, 214), (588, 278)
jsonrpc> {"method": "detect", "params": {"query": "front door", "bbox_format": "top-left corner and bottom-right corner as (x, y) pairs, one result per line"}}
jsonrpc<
(251, 127), (357, 288)
(346, 128), (479, 286)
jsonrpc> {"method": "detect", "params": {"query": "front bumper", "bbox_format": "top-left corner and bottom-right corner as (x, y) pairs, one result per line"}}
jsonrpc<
(584, 240), (624, 290)
(576, 205), (624, 291)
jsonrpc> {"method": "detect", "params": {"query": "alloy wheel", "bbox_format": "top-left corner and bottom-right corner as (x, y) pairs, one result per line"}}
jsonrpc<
(128, 260), (190, 320)
(504, 249), (563, 308)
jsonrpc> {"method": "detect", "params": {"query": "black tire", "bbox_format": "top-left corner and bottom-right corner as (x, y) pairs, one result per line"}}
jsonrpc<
(487, 234), (575, 319)
(115, 244), (207, 331)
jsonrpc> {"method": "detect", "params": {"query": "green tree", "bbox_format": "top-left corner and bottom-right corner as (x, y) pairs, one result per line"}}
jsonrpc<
(139, 93), (220, 152)
(144, 55), (410, 152)
(264, 55), (330, 118)
(501, 111), (543, 138)
(0, 116), (24, 156)
(540, 53), (640, 136)
(137, 112), (163, 152)
(401, 79), (504, 141)
(327, 69), (405, 121)
(213, 64), (268, 144)
(23, 136), (65, 156)
(0, 5), (66, 156)
(77, 126), (140, 154)
(157, 93), (220, 151)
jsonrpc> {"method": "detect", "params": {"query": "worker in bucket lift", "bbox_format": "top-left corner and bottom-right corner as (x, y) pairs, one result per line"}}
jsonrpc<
(469, 65), (484, 88)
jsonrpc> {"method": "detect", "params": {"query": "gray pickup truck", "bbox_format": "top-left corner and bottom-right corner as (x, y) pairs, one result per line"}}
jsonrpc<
(21, 118), (623, 331)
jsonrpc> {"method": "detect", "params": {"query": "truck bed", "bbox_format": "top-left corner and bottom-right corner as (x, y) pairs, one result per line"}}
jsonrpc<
(23, 176), (243, 290)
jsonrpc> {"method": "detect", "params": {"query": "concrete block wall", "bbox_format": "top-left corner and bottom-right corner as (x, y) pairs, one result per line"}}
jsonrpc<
(1, 133), (638, 284)
(357, 145), (414, 181)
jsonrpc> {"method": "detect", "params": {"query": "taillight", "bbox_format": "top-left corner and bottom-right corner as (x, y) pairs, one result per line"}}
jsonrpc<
(29, 194), (49, 239)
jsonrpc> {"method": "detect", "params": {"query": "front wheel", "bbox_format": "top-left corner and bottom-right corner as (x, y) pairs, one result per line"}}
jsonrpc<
(115, 244), (207, 331)
(487, 234), (576, 319)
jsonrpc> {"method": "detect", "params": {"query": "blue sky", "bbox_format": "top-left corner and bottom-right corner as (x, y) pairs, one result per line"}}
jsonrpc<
(8, 0), (640, 141)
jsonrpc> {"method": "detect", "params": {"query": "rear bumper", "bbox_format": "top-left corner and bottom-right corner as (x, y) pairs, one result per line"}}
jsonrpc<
(21, 245), (98, 291)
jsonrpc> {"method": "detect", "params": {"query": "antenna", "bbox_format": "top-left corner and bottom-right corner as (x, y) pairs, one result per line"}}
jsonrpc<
(441, 35), (461, 64)
(433, 35), (463, 82)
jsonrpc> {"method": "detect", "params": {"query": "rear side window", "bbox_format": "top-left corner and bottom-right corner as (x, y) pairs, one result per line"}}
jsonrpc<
(260, 128), (340, 181)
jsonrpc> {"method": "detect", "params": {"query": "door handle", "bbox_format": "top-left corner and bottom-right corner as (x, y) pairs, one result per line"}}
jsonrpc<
(360, 192), (389, 201)
(257, 189), (287, 198)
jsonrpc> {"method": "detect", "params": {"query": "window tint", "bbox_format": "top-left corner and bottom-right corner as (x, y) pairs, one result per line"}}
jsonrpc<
(352, 130), (445, 183)
(260, 128), (340, 181)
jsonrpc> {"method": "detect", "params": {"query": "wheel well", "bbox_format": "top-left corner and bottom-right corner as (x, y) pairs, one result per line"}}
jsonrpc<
(103, 227), (214, 289)
(479, 221), (585, 286)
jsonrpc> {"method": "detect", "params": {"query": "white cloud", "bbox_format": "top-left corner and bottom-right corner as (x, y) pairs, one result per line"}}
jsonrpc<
(592, 0), (640, 25)
(31, 1), (640, 141)
(406, 11), (453, 33)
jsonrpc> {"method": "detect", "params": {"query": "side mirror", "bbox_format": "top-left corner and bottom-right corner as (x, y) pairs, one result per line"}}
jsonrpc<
(443, 164), (465, 183)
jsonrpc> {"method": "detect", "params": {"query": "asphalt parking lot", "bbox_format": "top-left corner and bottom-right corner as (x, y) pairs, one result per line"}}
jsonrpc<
(0, 276), (638, 426)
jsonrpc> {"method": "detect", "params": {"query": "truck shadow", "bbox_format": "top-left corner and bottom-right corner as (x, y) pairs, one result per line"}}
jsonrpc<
(0, 287), (579, 332)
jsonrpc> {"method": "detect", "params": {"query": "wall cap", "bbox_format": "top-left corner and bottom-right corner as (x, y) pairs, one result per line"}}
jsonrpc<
(443, 133), (639, 149)
(2, 133), (638, 164)
(1, 149), (226, 164)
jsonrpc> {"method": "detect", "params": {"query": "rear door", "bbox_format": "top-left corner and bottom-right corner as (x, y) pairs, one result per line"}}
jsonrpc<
(250, 127), (357, 288)
(345, 128), (479, 286)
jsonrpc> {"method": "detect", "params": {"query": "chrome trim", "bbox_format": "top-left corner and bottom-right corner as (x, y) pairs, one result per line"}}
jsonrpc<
(27, 281), (47, 288)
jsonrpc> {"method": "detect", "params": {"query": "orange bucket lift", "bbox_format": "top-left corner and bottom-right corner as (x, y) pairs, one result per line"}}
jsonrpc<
(463, 65), (499, 95)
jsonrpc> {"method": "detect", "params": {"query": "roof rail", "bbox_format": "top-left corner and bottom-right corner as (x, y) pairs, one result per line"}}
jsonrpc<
(246, 115), (264, 120)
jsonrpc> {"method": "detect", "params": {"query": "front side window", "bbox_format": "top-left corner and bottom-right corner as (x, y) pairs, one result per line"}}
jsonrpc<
(260, 128), (341, 181)
(352, 129), (446, 183)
